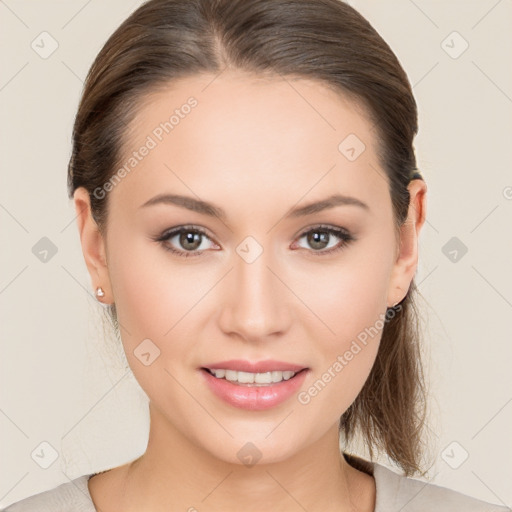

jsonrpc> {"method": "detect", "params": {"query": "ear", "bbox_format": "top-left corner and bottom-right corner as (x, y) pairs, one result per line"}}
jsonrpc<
(386, 178), (428, 307)
(73, 187), (113, 304)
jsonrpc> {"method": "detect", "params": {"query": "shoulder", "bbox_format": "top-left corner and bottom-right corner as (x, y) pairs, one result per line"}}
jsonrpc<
(1, 475), (96, 512)
(372, 462), (510, 512)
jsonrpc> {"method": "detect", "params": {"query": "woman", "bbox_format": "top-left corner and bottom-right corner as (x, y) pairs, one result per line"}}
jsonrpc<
(3, 0), (508, 510)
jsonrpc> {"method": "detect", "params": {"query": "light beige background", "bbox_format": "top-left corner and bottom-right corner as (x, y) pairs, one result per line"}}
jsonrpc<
(1, 0), (511, 508)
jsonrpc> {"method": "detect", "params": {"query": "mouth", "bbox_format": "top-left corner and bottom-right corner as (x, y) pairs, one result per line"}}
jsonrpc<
(199, 360), (309, 410)
(201, 367), (307, 386)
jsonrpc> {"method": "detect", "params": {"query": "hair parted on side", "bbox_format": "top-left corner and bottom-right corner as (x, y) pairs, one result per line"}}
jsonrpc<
(67, 0), (430, 477)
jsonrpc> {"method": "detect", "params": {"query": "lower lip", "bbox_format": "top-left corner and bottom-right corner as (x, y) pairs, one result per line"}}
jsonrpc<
(201, 369), (308, 411)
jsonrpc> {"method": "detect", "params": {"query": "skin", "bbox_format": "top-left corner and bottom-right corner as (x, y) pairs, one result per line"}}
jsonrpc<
(74, 70), (427, 512)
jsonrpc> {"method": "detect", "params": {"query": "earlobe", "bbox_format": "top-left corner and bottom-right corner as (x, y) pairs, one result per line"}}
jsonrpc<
(73, 187), (112, 304)
(386, 178), (428, 307)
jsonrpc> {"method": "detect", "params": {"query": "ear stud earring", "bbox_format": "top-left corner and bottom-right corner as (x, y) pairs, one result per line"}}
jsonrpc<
(95, 287), (105, 299)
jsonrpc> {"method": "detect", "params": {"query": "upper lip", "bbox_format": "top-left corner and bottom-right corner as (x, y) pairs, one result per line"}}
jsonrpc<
(202, 359), (307, 373)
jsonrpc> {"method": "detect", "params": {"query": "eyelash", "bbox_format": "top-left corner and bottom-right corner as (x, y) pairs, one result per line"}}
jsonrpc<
(154, 224), (355, 258)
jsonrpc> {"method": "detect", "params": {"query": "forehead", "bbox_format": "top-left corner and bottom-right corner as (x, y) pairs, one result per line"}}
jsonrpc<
(111, 71), (386, 213)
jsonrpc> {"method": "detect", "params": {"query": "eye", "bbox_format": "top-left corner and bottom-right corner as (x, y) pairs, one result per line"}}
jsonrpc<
(292, 225), (355, 255)
(154, 225), (218, 258)
(154, 224), (355, 259)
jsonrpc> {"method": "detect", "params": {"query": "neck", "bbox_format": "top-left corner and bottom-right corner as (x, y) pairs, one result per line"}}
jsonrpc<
(114, 403), (374, 512)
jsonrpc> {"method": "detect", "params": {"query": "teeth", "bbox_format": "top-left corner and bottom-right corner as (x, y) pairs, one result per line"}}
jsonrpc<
(209, 369), (297, 385)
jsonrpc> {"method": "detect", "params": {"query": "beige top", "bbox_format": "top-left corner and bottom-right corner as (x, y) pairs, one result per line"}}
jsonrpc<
(2, 454), (509, 511)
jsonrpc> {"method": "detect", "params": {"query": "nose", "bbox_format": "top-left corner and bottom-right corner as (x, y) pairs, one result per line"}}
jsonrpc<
(217, 241), (292, 343)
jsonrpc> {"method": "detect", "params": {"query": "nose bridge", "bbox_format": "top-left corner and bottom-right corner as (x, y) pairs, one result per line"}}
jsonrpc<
(219, 235), (290, 340)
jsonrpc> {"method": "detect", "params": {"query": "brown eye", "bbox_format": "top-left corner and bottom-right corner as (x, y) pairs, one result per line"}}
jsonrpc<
(306, 230), (330, 250)
(178, 230), (203, 251)
(155, 226), (217, 258)
(294, 225), (355, 255)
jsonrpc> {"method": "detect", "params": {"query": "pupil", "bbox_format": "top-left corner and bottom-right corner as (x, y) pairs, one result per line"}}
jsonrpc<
(181, 231), (200, 250)
(308, 231), (328, 249)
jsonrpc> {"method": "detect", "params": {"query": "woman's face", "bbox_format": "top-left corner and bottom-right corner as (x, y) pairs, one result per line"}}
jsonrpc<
(78, 71), (421, 465)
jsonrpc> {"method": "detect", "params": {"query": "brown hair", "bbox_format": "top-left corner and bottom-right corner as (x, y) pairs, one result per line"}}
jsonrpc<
(67, 0), (429, 477)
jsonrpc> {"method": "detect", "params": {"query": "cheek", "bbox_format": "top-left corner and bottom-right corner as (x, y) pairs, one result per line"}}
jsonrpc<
(106, 240), (201, 407)
(300, 246), (392, 348)
(106, 232), (224, 386)
(298, 281), (384, 420)
(294, 249), (391, 414)
(106, 232), (191, 352)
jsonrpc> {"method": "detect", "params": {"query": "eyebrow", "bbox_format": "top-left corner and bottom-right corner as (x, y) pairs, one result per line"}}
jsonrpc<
(140, 192), (369, 220)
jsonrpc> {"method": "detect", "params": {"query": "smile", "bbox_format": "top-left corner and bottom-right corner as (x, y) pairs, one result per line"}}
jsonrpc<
(204, 368), (300, 386)
(200, 361), (309, 410)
